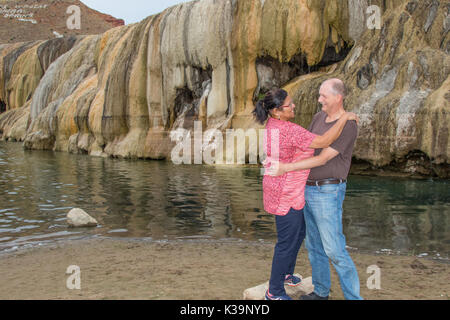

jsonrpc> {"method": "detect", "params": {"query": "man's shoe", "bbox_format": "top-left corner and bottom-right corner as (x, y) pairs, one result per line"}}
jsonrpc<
(300, 292), (329, 300)
(265, 290), (293, 300)
(284, 274), (302, 287)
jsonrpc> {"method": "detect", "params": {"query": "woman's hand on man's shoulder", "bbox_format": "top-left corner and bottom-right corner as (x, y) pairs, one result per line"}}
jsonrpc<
(345, 112), (359, 125)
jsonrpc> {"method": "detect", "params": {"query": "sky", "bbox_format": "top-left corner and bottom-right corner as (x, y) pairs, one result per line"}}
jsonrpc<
(82, 0), (192, 25)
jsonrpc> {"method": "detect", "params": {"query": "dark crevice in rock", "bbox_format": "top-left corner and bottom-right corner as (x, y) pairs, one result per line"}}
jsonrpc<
(174, 87), (195, 118)
(225, 57), (232, 116)
(357, 64), (374, 90)
(0, 99), (5, 114)
(26, 92), (33, 102)
(406, 0), (418, 14)
(172, 65), (212, 129)
(173, 86), (198, 130)
(319, 42), (353, 68)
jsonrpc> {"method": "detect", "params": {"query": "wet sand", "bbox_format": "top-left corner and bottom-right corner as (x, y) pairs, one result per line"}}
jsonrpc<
(0, 237), (448, 300)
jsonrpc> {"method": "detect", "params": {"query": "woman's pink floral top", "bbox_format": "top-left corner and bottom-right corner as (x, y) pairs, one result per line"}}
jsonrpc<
(263, 117), (317, 215)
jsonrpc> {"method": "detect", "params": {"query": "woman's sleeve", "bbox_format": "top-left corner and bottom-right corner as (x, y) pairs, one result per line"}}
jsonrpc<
(289, 124), (317, 151)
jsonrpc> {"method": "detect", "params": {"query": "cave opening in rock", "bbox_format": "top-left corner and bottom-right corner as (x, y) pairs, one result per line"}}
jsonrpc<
(319, 42), (353, 68)
(171, 65), (212, 128)
(255, 54), (314, 100)
(254, 42), (352, 101)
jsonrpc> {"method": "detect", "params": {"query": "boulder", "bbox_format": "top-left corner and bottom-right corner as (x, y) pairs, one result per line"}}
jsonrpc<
(67, 208), (98, 228)
(243, 274), (314, 300)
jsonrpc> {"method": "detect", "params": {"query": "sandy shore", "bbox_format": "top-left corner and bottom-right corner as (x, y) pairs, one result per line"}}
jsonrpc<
(0, 237), (448, 300)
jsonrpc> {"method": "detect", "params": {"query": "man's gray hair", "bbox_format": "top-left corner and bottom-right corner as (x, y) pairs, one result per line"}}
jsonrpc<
(324, 79), (348, 99)
(331, 80), (347, 99)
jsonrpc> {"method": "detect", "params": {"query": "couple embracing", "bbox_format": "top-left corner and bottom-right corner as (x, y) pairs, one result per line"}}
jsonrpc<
(253, 79), (363, 300)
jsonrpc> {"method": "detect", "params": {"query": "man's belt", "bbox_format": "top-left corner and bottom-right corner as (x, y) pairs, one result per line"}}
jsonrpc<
(306, 179), (347, 186)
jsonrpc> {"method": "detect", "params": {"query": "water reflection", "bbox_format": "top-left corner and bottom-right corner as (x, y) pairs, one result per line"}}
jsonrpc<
(0, 141), (449, 259)
(344, 176), (449, 256)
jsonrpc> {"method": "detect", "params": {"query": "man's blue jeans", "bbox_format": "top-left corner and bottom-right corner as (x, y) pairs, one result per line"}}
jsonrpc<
(304, 182), (362, 300)
(269, 207), (306, 296)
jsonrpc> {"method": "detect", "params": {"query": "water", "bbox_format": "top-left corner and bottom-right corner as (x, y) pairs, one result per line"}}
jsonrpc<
(0, 141), (449, 259)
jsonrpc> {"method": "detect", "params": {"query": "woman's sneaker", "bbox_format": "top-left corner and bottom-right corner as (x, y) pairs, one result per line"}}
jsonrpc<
(265, 290), (293, 300)
(284, 274), (302, 287)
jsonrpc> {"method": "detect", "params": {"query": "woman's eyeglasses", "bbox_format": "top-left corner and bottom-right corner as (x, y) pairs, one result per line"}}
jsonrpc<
(279, 102), (294, 110)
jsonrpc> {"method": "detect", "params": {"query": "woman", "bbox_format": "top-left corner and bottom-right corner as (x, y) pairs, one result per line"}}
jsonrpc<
(253, 88), (357, 300)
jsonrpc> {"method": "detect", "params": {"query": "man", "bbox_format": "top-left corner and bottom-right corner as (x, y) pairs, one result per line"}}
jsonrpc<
(268, 79), (362, 300)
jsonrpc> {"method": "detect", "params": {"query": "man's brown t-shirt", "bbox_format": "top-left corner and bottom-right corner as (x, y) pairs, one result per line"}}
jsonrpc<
(308, 111), (358, 181)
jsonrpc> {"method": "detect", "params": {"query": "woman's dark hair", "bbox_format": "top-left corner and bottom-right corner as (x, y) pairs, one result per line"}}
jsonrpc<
(252, 88), (288, 124)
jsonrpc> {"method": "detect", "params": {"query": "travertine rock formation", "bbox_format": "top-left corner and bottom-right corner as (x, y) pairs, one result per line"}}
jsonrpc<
(0, 0), (448, 178)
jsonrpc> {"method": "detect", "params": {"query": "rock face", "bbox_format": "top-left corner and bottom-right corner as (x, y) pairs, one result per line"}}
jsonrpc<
(67, 208), (98, 228)
(285, 0), (449, 178)
(0, 0), (448, 178)
(0, 0), (125, 44)
(0, 37), (79, 111)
